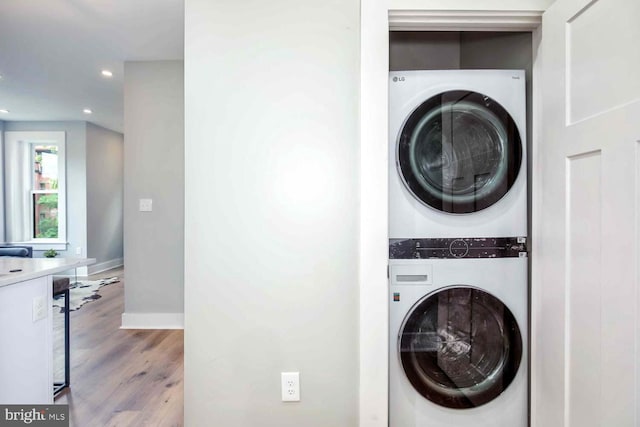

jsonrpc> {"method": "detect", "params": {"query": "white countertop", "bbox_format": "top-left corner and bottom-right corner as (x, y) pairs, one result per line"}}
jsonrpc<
(0, 257), (96, 287)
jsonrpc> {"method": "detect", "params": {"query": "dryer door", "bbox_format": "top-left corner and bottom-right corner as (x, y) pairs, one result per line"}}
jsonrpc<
(399, 286), (522, 409)
(397, 91), (522, 213)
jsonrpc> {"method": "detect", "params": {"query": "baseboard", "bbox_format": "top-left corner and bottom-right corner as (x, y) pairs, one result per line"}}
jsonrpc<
(87, 257), (124, 275)
(121, 312), (184, 330)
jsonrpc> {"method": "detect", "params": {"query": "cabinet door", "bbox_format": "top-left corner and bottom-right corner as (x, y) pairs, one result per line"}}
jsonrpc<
(0, 276), (53, 404)
(534, 0), (640, 426)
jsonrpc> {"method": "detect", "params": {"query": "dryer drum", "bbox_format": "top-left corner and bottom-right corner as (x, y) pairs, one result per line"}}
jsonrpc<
(397, 90), (522, 214)
(399, 286), (523, 409)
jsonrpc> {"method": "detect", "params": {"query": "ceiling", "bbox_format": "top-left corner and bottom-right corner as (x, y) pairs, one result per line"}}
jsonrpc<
(0, 0), (184, 133)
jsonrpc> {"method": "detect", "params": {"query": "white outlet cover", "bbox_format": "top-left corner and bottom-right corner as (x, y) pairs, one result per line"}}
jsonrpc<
(139, 198), (153, 212)
(32, 295), (47, 322)
(281, 372), (300, 402)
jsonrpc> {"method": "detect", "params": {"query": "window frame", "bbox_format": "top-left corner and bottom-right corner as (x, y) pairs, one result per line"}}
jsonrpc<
(3, 131), (67, 250)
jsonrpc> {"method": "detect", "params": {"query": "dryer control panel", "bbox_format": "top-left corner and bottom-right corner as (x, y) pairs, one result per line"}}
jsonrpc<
(389, 237), (527, 259)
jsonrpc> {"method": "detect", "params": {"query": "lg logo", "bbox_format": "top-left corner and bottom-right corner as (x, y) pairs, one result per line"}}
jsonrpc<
(392, 76), (405, 82)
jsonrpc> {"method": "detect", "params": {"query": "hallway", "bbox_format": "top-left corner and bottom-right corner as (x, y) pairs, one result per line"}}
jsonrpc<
(54, 267), (184, 427)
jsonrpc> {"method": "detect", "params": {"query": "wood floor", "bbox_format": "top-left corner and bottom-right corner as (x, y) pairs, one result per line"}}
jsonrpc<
(54, 267), (184, 427)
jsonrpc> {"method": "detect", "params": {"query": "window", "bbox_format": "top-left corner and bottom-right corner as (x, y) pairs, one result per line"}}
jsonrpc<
(2, 131), (66, 248)
(32, 145), (60, 238)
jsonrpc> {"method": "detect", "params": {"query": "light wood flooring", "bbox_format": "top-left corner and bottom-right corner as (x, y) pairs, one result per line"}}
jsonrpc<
(54, 267), (184, 427)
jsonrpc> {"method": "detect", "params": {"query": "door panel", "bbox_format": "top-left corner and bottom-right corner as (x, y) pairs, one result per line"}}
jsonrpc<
(535, 0), (640, 426)
(566, 150), (602, 427)
(567, 0), (640, 123)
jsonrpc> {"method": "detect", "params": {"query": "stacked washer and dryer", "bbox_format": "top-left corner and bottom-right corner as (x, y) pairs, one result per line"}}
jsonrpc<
(388, 70), (528, 427)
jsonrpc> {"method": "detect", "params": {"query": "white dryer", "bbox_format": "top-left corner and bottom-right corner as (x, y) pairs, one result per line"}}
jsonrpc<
(389, 238), (528, 427)
(389, 70), (527, 239)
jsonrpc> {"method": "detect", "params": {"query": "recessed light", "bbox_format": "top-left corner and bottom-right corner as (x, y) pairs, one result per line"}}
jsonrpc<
(0, 109), (9, 114)
(83, 109), (92, 114)
(101, 70), (113, 78)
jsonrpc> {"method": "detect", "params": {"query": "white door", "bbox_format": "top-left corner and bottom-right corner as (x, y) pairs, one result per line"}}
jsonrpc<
(534, 0), (640, 426)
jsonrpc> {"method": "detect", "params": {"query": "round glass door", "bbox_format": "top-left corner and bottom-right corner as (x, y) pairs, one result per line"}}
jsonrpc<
(399, 287), (522, 409)
(396, 91), (522, 213)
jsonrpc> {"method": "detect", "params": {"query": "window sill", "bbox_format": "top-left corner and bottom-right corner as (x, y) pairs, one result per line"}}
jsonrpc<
(5, 241), (69, 251)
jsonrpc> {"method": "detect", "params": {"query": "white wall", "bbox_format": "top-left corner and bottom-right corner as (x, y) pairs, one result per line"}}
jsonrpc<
(0, 120), (4, 242)
(184, 0), (360, 425)
(86, 123), (124, 273)
(2, 121), (87, 263)
(389, 32), (461, 70)
(123, 61), (184, 328)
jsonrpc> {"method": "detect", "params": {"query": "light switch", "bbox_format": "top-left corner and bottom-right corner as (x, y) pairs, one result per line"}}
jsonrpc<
(139, 198), (153, 212)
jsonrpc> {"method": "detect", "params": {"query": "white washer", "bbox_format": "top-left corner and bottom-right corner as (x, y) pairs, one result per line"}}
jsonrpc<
(389, 239), (528, 427)
(389, 70), (527, 239)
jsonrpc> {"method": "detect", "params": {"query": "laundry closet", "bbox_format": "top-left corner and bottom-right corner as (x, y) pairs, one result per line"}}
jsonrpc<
(387, 31), (533, 427)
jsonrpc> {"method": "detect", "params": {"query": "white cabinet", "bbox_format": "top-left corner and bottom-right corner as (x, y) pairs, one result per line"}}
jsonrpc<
(0, 275), (53, 404)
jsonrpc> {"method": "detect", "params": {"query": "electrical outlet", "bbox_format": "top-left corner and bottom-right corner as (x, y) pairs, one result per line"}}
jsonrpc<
(281, 372), (300, 402)
(139, 198), (153, 212)
(32, 296), (47, 322)
(75, 247), (82, 255)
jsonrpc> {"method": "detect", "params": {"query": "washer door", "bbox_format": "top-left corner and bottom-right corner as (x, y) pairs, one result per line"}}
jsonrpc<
(397, 91), (522, 213)
(399, 287), (522, 409)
